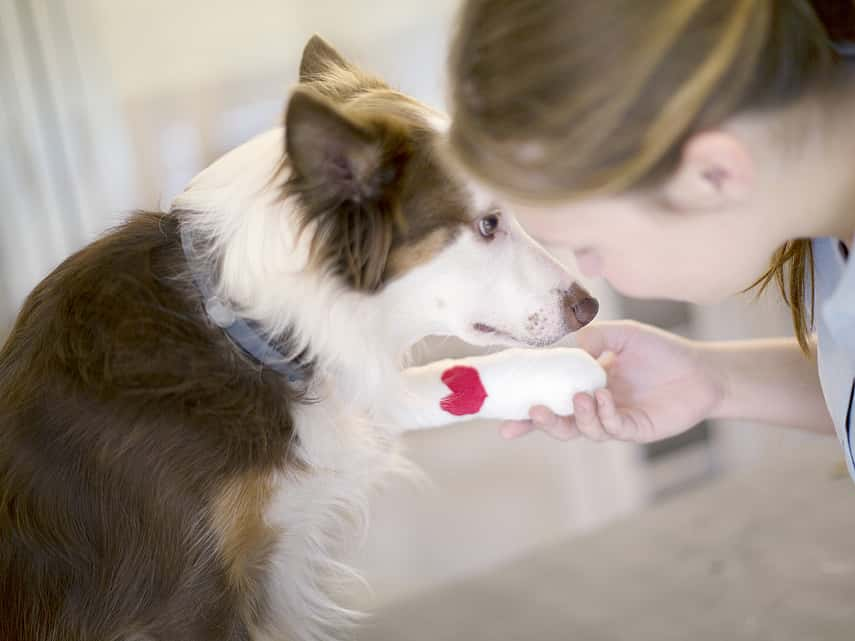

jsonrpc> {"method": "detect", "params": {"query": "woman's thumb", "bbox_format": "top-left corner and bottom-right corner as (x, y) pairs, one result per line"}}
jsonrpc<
(574, 320), (633, 357)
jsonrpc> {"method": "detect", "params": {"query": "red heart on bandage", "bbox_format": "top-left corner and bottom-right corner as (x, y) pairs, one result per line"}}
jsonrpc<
(440, 366), (488, 416)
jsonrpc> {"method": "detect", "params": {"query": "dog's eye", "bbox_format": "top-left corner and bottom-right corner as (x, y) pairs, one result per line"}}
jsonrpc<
(477, 214), (499, 239)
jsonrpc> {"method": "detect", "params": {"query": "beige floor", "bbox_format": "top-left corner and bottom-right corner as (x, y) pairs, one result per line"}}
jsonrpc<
(349, 418), (645, 608)
(357, 438), (855, 641)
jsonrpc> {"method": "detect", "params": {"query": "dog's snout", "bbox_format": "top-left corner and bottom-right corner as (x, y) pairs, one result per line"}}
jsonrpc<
(562, 283), (599, 330)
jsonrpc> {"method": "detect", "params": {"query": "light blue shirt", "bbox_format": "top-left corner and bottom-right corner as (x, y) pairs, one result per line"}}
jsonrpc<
(813, 237), (855, 480)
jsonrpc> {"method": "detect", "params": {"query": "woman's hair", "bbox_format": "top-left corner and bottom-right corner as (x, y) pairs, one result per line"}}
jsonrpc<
(448, 0), (855, 350)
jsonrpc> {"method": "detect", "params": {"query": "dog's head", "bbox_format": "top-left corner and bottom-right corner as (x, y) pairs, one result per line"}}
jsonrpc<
(285, 36), (597, 349)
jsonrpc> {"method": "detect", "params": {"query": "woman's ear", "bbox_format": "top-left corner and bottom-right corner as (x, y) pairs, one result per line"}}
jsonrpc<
(663, 131), (754, 211)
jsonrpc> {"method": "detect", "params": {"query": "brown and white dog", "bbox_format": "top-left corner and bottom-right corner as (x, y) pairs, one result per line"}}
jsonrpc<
(0, 37), (597, 641)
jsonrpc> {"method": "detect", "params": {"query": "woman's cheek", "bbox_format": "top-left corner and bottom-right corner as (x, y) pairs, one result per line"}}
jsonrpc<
(603, 254), (678, 300)
(574, 249), (604, 278)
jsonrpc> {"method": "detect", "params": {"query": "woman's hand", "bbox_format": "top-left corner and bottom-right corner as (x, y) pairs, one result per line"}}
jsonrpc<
(501, 321), (725, 443)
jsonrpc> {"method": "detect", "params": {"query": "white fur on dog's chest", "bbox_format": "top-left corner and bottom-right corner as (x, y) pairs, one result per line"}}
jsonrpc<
(261, 398), (404, 641)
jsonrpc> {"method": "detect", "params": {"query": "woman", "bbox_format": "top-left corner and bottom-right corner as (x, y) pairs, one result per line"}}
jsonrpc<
(445, 0), (855, 477)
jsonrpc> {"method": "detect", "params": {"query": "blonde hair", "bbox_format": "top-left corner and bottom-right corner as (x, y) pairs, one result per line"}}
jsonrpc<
(449, 0), (852, 350)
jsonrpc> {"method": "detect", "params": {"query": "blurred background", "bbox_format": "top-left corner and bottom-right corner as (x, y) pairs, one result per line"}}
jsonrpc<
(0, 0), (833, 625)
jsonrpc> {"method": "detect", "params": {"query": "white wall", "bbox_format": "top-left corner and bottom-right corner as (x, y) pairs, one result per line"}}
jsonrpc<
(86, 0), (460, 102)
(84, 1), (462, 210)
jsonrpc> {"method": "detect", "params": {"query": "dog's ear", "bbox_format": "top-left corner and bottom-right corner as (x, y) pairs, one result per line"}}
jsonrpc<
(297, 34), (388, 99)
(285, 89), (413, 291)
(286, 89), (409, 204)
(299, 35), (350, 82)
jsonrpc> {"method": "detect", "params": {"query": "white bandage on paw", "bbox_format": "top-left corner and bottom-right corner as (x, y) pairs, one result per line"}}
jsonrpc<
(398, 347), (607, 429)
(455, 347), (607, 421)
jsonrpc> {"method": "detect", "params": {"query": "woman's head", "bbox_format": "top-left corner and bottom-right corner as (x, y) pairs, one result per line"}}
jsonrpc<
(447, 0), (855, 346)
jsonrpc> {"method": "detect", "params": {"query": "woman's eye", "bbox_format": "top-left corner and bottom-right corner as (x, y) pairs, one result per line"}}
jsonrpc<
(477, 214), (499, 239)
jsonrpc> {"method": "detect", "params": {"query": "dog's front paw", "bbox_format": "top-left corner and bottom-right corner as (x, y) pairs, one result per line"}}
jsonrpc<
(443, 347), (606, 421)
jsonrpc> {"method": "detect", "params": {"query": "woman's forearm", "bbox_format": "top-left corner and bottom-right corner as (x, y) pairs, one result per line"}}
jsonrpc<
(702, 337), (834, 433)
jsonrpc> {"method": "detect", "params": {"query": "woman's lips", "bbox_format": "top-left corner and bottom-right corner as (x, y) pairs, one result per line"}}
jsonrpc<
(574, 249), (603, 278)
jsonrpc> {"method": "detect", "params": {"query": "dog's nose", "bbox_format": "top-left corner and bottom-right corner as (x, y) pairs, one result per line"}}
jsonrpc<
(572, 297), (599, 327)
(562, 283), (599, 330)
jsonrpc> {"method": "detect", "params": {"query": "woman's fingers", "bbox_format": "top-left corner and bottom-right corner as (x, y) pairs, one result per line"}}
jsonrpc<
(529, 405), (557, 426)
(498, 408), (583, 441)
(572, 392), (610, 441)
(594, 388), (628, 439)
(501, 391), (631, 443)
(530, 406), (581, 440)
(499, 420), (537, 439)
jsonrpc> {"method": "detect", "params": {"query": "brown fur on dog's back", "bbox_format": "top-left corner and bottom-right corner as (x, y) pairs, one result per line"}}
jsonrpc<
(0, 213), (298, 641)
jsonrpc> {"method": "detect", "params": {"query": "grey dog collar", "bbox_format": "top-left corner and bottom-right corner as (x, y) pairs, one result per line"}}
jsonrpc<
(179, 222), (306, 382)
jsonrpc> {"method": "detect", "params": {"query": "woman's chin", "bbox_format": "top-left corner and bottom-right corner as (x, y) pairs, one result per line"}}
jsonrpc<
(611, 279), (727, 306)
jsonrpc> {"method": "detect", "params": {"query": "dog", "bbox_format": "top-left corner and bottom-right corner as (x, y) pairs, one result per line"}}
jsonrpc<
(0, 36), (598, 641)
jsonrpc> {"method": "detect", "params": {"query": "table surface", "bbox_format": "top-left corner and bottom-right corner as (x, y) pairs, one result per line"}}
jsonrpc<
(357, 437), (855, 641)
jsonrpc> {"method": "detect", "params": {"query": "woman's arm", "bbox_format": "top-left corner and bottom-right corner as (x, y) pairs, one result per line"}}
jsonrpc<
(705, 337), (834, 433)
